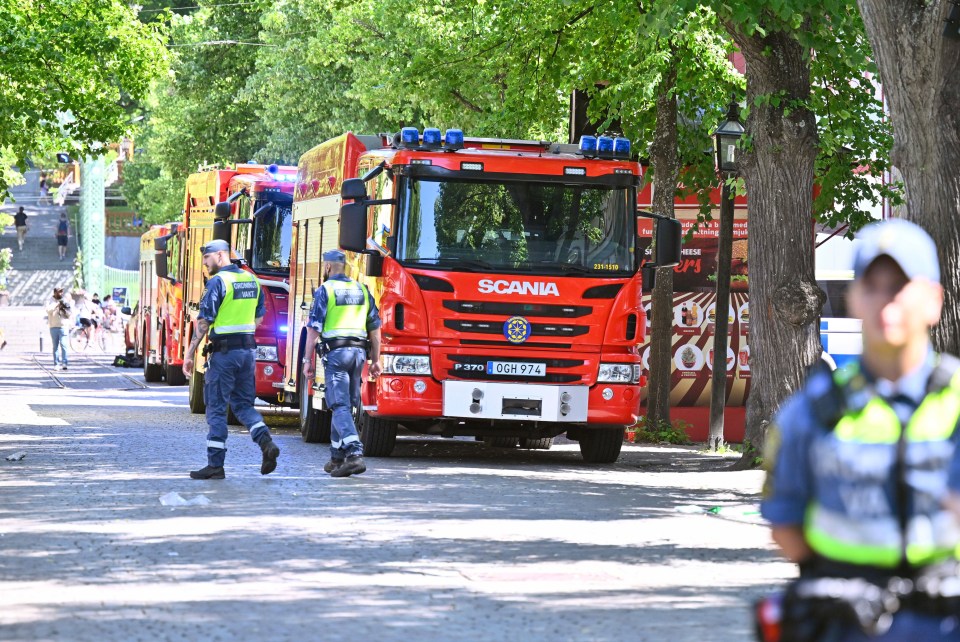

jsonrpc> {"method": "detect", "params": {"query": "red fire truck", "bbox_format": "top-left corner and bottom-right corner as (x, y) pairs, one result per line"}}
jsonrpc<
(136, 223), (186, 384)
(152, 164), (297, 415)
(282, 129), (680, 462)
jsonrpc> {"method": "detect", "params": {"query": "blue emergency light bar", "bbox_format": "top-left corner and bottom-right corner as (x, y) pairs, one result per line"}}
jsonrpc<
(597, 136), (614, 158)
(444, 129), (464, 150)
(579, 136), (598, 156)
(400, 127), (420, 146)
(613, 137), (631, 159)
(423, 128), (442, 148)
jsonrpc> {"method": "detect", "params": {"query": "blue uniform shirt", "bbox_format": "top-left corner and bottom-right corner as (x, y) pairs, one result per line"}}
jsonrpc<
(307, 274), (381, 336)
(198, 264), (266, 337)
(761, 352), (960, 528)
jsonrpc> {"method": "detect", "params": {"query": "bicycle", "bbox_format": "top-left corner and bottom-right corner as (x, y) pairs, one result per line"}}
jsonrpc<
(69, 321), (106, 352)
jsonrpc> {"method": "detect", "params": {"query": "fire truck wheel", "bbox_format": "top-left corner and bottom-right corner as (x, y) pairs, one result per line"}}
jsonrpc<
(483, 436), (519, 448)
(358, 412), (398, 457)
(165, 362), (186, 386)
(298, 383), (331, 443)
(143, 357), (163, 383)
(578, 428), (624, 464)
(519, 437), (553, 450)
(188, 369), (206, 414)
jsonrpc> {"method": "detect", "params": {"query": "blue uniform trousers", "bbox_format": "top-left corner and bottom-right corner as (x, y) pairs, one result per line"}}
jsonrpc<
(834, 610), (960, 640)
(323, 346), (365, 460)
(204, 347), (271, 467)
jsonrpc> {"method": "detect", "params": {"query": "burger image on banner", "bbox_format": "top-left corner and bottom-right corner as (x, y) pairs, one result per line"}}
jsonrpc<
(730, 239), (749, 291)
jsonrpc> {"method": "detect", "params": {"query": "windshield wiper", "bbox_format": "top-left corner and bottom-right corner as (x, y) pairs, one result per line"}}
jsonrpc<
(537, 261), (594, 274)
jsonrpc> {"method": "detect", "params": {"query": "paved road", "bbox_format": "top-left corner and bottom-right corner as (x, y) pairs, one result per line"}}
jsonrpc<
(0, 352), (790, 641)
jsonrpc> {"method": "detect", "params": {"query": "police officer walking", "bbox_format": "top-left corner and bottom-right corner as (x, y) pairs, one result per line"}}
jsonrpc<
(761, 219), (960, 641)
(302, 249), (382, 477)
(183, 239), (280, 480)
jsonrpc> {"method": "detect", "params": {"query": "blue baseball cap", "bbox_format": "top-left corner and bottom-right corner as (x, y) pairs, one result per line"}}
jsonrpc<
(853, 218), (940, 283)
(201, 239), (230, 255)
(322, 249), (346, 263)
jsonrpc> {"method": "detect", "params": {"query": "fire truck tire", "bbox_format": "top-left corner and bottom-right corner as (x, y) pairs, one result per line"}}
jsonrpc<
(519, 437), (553, 450)
(143, 358), (163, 383)
(483, 436), (519, 448)
(298, 384), (331, 443)
(358, 412), (398, 457)
(165, 362), (186, 386)
(188, 370), (206, 414)
(578, 428), (624, 463)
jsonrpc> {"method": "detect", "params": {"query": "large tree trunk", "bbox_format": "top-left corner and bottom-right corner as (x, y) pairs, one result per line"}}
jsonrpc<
(727, 24), (825, 467)
(857, 1), (960, 355)
(645, 61), (680, 428)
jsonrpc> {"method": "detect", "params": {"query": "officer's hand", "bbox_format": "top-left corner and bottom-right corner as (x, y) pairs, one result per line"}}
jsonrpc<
(183, 357), (193, 378)
(369, 361), (383, 379)
(303, 361), (315, 380)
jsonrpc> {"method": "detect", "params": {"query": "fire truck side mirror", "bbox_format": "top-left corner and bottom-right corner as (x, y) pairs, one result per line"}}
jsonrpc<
(641, 264), (656, 292)
(154, 236), (169, 280)
(654, 217), (682, 268)
(214, 201), (232, 220)
(339, 202), (368, 253)
(341, 178), (368, 201)
(212, 219), (231, 244)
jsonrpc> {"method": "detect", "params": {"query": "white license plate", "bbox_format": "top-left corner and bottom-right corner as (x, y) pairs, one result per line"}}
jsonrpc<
(486, 361), (546, 377)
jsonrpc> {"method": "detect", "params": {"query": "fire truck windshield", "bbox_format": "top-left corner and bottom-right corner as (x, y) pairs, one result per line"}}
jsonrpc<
(250, 196), (292, 274)
(396, 178), (636, 276)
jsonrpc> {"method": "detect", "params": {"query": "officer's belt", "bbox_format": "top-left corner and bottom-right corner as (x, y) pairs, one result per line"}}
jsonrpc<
(320, 337), (369, 353)
(207, 334), (257, 352)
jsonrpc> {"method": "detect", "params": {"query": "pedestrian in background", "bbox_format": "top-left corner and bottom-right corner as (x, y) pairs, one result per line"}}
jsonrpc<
(56, 212), (69, 261)
(45, 287), (71, 370)
(13, 207), (27, 251)
(761, 219), (960, 641)
(182, 239), (280, 480)
(38, 175), (50, 205)
(302, 249), (382, 478)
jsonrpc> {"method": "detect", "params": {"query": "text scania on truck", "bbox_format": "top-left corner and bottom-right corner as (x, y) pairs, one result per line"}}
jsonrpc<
(148, 163), (297, 415)
(284, 129), (681, 463)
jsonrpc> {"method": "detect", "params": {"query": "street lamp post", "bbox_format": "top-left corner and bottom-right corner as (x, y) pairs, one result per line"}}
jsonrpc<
(708, 100), (744, 451)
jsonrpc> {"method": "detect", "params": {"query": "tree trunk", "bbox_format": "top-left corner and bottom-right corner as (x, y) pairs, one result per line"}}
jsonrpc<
(857, 1), (960, 355)
(726, 24), (825, 468)
(709, 180), (734, 450)
(645, 60), (680, 429)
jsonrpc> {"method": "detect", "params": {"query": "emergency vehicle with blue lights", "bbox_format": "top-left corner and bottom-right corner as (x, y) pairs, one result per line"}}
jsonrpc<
(282, 128), (681, 463)
(149, 163), (297, 414)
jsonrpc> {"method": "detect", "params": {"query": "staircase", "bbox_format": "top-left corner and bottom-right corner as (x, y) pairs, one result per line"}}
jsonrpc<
(2, 177), (78, 306)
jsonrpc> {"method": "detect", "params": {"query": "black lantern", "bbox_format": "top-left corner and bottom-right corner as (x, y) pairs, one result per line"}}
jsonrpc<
(713, 100), (744, 175)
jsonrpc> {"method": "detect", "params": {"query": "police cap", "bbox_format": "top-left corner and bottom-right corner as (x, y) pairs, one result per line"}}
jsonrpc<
(201, 239), (230, 255)
(853, 219), (940, 284)
(323, 249), (346, 264)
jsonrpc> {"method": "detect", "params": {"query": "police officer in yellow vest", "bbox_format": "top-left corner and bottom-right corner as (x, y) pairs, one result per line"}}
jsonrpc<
(761, 219), (960, 641)
(303, 249), (382, 477)
(183, 239), (280, 480)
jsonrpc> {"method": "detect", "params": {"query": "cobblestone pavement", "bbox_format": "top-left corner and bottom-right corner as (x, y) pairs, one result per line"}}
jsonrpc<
(0, 353), (792, 642)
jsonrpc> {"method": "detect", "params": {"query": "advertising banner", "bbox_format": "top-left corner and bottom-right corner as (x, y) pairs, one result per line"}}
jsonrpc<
(637, 209), (750, 407)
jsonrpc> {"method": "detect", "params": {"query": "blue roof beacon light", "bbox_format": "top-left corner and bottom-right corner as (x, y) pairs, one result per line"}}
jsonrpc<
(444, 128), (464, 150)
(579, 135), (598, 157)
(613, 137), (631, 159)
(400, 127), (420, 147)
(266, 163), (279, 175)
(597, 136), (614, 158)
(422, 128), (442, 148)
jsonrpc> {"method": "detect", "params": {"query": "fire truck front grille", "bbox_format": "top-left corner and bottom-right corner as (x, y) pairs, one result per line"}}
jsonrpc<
(443, 300), (592, 318)
(444, 320), (589, 338)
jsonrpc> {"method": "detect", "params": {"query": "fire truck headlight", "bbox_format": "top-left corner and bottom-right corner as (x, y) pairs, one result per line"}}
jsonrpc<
(382, 354), (431, 375)
(598, 363), (638, 384)
(256, 345), (278, 362)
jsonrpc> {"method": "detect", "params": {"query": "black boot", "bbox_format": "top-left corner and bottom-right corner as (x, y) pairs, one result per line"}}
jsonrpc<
(260, 438), (280, 475)
(330, 456), (366, 477)
(190, 465), (225, 480)
(324, 459), (343, 474)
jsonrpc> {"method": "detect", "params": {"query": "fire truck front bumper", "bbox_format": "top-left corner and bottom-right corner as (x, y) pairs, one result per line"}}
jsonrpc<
(371, 378), (640, 426)
(255, 360), (285, 397)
